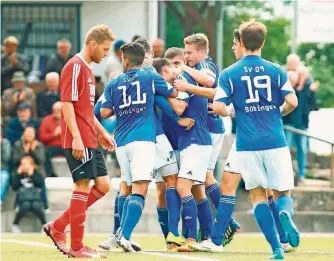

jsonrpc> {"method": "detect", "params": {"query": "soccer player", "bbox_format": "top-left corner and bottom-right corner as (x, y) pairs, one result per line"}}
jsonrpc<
(193, 20), (299, 259)
(43, 25), (116, 258)
(169, 58), (213, 252)
(152, 57), (198, 251)
(100, 42), (178, 252)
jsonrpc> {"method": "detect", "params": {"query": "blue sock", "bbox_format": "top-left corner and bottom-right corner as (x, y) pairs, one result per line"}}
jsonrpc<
(254, 202), (281, 252)
(268, 195), (288, 243)
(276, 195), (294, 217)
(113, 191), (120, 234)
(205, 183), (220, 209)
(122, 194), (145, 240)
(181, 212), (189, 238)
(157, 207), (169, 239)
(211, 195), (236, 246)
(118, 195), (126, 228)
(181, 195), (198, 240)
(196, 198), (213, 239)
(166, 187), (181, 236)
(120, 195), (131, 229)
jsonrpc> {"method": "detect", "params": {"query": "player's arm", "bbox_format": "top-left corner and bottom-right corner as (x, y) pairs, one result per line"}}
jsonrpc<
(167, 97), (187, 116)
(100, 81), (115, 119)
(212, 70), (233, 117)
(153, 73), (178, 98)
(182, 64), (215, 87)
(173, 80), (216, 99)
(155, 95), (195, 129)
(278, 67), (299, 116)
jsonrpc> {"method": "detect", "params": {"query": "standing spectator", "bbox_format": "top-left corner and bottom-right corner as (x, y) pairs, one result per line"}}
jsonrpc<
(45, 39), (73, 76)
(284, 65), (319, 184)
(11, 155), (47, 233)
(1, 128), (11, 205)
(39, 102), (63, 177)
(286, 53), (301, 71)
(104, 40), (125, 81)
(152, 38), (165, 58)
(131, 35), (142, 42)
(6, 103), (39, 145)
(2, 72), (36, 125)
(36, 72), (60, 118)
(1, 36), (29, 94)
(12, 126), (46, 177)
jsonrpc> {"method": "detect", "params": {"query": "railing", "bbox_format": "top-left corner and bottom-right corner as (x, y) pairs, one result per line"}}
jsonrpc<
(284, 125), (334, 188)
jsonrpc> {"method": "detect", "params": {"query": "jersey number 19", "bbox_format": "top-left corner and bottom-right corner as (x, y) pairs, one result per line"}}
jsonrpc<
(241, 75), (272, 104)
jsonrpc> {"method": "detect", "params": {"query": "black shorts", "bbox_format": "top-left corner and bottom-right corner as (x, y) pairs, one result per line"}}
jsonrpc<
(63, 148), (108, 183)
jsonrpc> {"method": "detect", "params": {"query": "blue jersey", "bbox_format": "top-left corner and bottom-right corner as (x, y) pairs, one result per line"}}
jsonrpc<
(94, 94), (104, 123)
(162, 114), (179, 150)
(214, 55), (294, 151)
(177, 72), (211, 151)
(102, 68), (172, 147)
(195, 58), (225, 134)
(142, 65), (175, 137)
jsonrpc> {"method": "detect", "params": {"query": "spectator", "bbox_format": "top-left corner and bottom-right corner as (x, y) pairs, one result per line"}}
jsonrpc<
(6, 103), (39, 145)
(45, 39), (72, 76)
(284, 65), (319, 184)
(1, 128), (11, 205)
(39, 102), (63, 177)
(1, 36), (29, 94)
(152, 38), (165, 58)
(2, 71), (36, 125)
(11, 155), (47, 233)
(36, 72), (60, 118)
(104, 39), (126, 81)
(12, 126), (46, 177)
(286, 53), (301, 71)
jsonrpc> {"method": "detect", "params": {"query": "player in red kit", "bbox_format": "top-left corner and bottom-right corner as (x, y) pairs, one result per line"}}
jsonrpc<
(43, 25), (116, 258)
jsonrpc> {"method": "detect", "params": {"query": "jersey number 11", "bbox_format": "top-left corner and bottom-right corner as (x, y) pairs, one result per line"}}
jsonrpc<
(118, 81), (147, 109)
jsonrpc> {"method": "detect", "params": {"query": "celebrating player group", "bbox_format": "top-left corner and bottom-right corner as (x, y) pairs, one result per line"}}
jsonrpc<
(43, 19), (300, 260)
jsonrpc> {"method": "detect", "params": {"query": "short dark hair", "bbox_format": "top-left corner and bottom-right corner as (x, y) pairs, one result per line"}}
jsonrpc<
(131, 35), (142, 42)
(120, 43), (145, 66)
(164, 47), (184, 59)
(133, 37), (152, 54)
(152, 58), (171, 74)
(239, 20), (267, 51)
(233, 29), (241, 43)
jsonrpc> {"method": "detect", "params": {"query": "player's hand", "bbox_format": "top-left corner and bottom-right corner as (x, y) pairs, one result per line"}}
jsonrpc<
(178, 117), (195, 131)
(310, 80), (320, 92)
(173, 79), (189, 92)
(72, 136), (85, 160)
(98, 132), (116, 152)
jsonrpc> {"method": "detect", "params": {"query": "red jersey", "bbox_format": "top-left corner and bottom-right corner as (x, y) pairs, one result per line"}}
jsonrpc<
(60, 54), (97, 149)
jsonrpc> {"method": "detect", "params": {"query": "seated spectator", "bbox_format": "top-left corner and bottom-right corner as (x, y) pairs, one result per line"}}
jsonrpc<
(12, 126), (46, 177)
(152, 38), (165, 58)
(2, 72), (36, 126)
(45, 39), (72, 76)
(1, 36), (29, 94)
(39, 102), (63, 177)
(36, 72), (60, 118)
(6, 103), (39, 145)
(11, 155), (47, 233)
(1, 128), (11, 205)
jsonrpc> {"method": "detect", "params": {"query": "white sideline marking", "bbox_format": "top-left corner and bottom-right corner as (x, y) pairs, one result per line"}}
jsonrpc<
(2, 238), (334, 257)
(1, 238), (223, 261)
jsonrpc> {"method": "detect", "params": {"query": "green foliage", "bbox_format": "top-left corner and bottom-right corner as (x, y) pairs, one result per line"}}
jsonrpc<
(165, 1), (334, 108)
(297, 43), (334, 108)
